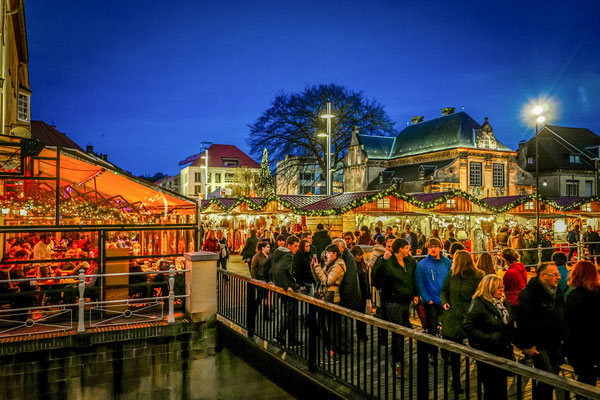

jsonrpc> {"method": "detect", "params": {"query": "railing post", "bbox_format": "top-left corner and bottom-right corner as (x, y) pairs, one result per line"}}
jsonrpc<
(416, 341), (429, 400)
(77, 268), (86, 333)
(246, 283), (255, 337)
(168, 265), (175, 324)
(308, 303), (317, 373)
(577, 239), (583, 261)
(537, 243), (543, 265)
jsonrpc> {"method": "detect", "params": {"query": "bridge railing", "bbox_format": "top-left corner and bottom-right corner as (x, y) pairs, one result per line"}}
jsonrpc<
(217, 268), (600, 400)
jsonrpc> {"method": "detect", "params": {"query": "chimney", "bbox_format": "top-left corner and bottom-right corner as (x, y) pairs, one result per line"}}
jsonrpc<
(411, 116), (424, 124)
(101, 154), (108, 161)
(86, 145), (94, 153)
(441, 107), (455, 116)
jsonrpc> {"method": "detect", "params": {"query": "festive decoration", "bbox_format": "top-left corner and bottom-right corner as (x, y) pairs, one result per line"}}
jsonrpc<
(199, 188), (600, 216)
(257, 148), (275, 197)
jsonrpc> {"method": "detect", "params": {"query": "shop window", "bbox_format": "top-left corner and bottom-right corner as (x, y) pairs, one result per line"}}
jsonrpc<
(469, 162), (482, 186)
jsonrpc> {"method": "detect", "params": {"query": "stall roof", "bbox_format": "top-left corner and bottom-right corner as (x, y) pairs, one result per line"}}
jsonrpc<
(279, 195), (329, 209)
(480, 195), (529, 208)
(304, 191), (378, 211)
(34, 147), (196, 212)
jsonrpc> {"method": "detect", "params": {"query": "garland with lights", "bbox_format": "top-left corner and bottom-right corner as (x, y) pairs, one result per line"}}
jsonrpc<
(199, 188), (599, 217)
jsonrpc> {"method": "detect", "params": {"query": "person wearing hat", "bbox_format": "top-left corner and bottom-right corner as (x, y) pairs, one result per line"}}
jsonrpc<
(415, 237), (452, 359)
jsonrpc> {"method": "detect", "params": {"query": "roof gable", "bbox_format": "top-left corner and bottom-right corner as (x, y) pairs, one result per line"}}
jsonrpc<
(185, 144), (260, 169)
(30, 121), (84, 152)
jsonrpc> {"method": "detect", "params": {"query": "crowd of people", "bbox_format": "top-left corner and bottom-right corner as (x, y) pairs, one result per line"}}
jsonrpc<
(221, 223), (599, 399)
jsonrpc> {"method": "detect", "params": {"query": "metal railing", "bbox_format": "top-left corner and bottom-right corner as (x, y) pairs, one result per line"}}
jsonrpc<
(0, 266), (187, 337)
(217, 268), (600, 400)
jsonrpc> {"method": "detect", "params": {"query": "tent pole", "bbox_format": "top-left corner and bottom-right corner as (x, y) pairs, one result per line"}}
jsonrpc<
(55, 147), (61, 226)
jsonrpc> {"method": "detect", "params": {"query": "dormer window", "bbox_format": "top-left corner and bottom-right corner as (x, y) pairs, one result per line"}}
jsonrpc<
(222, 158), (239, 167)
(569, 155), (581, 164)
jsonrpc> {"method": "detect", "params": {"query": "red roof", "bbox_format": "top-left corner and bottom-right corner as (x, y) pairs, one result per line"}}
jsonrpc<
(30, 121), (85, 152)
(182, 144), (260, 168)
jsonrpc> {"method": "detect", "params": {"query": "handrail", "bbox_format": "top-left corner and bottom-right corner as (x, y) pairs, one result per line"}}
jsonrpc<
(0, 223), (196, 233)
(218, 268), (600, 399)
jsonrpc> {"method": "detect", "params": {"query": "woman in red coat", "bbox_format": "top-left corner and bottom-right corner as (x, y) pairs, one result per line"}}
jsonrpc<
(501, 248), (527, 315)
(202, 230), (219, 253)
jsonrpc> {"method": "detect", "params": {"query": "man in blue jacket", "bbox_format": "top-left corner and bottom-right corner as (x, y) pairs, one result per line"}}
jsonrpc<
(415, 237), (452, 358)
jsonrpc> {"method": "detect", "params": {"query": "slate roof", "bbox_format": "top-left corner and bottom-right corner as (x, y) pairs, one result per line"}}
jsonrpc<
(180, 144), (260, 169)
(389, 112), (511, 158)
(367, 159), (458, 190)
(550, 197), (582, 208)
(304, 191), (378, 211)
(481, 195), (528, 208)
(279, 195), (329, 208)
(521, 125), (600, 172)
(30, 121), (84, 152)
(358, 135), (395, 159)
(411, 192), (452, 203)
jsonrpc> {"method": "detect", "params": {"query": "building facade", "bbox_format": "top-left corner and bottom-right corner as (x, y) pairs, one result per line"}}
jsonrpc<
(1, 0), (30, 140)
(345, 108), (534, 196)
(275, 155), (343, 195)
(517, 125), (600, 197)
(173, 144), (260, 199)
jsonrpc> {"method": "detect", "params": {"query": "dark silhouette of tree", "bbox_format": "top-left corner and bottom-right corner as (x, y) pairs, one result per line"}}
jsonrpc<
(247, 84), (395, 189)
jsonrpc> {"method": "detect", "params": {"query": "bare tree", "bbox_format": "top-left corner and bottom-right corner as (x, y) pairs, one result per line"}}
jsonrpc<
(247, 84), (395, 191)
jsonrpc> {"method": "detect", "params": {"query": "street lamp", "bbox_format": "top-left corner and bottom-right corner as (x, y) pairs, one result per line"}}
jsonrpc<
(200, 149), (208, 198)
(318, 101), (334, 196)
(532, 106), (546, 249)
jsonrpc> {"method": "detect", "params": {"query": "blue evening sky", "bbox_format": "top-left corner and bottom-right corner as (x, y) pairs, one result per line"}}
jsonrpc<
(26, 1), (600, 176)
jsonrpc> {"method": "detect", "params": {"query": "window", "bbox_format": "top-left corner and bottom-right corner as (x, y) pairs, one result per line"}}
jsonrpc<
(300, 172), (314, 181)
(566, 180), (579, 197)
(582, 204), (592, 212)
(445, 199), (456, 208)
(569, 155), (581, 164)
(194, 172), (202, 182)
(225, 173), (234, 182)
(215, 173), (221, 183)
(300, 186), (314, 194)
(222, 158), (239, 167)
(527, 156), (534, 165)
(376, 198), (390, 209)
(207, 173), (211, 183)
(524, 202), (534, 210)
(17, 93), (30, 122)
(469, 162), (482, 186)
(419, 168), (424, 180)
(194, 185), (202, 195)
(493, 163), (504, 187)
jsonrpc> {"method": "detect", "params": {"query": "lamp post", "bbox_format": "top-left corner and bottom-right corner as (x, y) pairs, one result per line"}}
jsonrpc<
(200, 149), (208, 198)
(318, 102), (334, 196)
(532, 105), (545, 246)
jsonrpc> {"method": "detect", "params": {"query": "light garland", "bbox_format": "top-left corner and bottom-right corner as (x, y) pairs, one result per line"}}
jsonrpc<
(199, 188), (598, 217)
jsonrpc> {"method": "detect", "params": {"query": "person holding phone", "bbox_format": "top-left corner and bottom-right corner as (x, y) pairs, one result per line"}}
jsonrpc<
(293, 239), (316, 295)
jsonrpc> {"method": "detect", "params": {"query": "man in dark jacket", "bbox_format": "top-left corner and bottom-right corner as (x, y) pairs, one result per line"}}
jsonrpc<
(583, 225), (600, 265)
(332, 239), (362, 311)
(273, 236), (301, 346)
(516, 262), (565, 400)
(567, 224), (580, 262)
(241, 229), (260, 271)
(371, 238), (417, 375)
(404, 225), (418, 255)
(312, 224), (332, 257)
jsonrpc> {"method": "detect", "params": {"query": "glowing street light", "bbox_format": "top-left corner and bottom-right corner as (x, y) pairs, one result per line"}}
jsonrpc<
(532, 104), (546, 254)
(319, 102), (334, 196)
